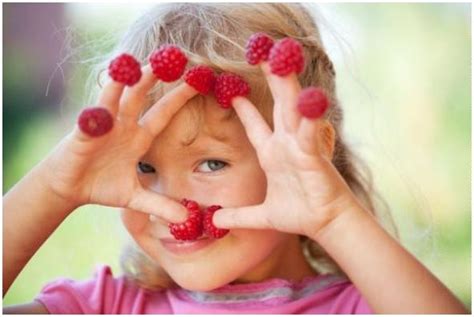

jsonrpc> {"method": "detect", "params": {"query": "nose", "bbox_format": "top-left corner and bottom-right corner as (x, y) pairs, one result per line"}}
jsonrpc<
(145, 173), (190, 204)
(144, 174), (191, 226)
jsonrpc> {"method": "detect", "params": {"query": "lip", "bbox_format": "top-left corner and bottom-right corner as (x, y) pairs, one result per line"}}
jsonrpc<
(159, 236), (216, 255)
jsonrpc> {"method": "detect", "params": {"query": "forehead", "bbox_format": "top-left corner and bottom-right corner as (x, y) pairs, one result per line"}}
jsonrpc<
(151, 94), (246, 151)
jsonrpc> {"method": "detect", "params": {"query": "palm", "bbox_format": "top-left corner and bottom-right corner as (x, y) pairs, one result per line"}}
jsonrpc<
(43, 70), (197, 222)
(214, 63), (358, 238)
(258, 132), (352, 236)
(53, 119), (151, 207)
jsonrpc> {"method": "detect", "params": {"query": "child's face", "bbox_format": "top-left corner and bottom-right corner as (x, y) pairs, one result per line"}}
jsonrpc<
(121, 95), (295, 291)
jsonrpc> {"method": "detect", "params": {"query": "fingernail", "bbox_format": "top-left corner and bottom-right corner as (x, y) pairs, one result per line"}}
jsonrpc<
(212, 210), (224, 227)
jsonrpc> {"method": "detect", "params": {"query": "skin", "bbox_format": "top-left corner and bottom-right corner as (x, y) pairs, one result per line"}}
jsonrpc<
(3, 62), (468, 313)
(121, 93), (316, 291)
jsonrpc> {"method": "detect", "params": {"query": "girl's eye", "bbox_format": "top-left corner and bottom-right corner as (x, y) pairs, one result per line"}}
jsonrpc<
(137, 161), (156, 174)
(196, 160), (228, 173)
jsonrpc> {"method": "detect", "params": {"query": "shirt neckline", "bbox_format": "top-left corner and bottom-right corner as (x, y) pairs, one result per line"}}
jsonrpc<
(175, 273), (349, 305)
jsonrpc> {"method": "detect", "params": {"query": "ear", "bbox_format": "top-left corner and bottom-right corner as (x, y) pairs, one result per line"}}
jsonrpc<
(319, 121), (336, 160)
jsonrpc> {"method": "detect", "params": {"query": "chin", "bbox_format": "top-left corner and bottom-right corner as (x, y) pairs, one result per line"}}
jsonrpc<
(167, 265), (238, 291)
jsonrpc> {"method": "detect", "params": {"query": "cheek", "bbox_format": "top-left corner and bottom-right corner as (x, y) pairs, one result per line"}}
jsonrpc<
(234, 229), (287, 255)
(192, 160), (266, 208)
(121, 208), (150, 235)
(231, 161), (267, 205)
(203, 172), (266, 208)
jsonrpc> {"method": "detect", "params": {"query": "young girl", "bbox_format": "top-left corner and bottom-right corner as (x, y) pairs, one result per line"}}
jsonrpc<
(3, 3), (467, 314)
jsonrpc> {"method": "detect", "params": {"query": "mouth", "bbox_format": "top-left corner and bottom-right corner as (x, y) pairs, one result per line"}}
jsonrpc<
(159, 236), (216, 255)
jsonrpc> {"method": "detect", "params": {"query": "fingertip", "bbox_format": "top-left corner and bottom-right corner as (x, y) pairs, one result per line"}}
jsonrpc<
(212, 209), (231, 229)
(71, 125), (91, 142)
(140, 64), (155, 81)
(104, 78), (126, 89)
(142, 64), (153, 74)
(260, 62), (298, 82)
(260, 62), (272, 77)
(169, 204), (189, 223)
(183, 83), (199, 98)
(231, 96), (248, 108)
(180, 81), (199, 98)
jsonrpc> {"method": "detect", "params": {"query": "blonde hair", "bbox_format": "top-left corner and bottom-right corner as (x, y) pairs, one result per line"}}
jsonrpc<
(91, 3), (398, 290)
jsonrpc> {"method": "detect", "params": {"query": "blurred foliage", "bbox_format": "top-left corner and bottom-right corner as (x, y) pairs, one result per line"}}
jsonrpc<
(3, 3), (471, 311)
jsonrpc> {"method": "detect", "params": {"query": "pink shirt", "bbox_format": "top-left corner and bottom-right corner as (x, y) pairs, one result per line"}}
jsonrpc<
(35, 265), (373, 314)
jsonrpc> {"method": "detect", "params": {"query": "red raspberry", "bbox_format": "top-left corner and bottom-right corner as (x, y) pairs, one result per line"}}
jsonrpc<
(213, 73), (250, 108)
(149, 45), (188, 82)
(269, 37), (305, 76)
(184, 65), (216, 94)
(203, 205), (229, 239)
(297, 87), (329, 119)
(108, 53), (142, 86)
(77, 107), (114, 137)
(245, 32), (274, 65)
(168, 199), (203, 241)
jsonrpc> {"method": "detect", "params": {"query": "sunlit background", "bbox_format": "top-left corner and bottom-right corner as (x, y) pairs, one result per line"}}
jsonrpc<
(3, 3), (471, 310)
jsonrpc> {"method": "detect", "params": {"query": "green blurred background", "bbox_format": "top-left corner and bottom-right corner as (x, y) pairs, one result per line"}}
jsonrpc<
(3, 3), (471, 310)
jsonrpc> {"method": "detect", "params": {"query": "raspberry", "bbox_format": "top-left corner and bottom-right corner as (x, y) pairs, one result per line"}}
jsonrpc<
(297, 87), (329, 119)
(213, 73), (251, 108)
(184, 65), (216, 94)
(203, 205), (229, 239)
(168, 199), (203, 241)
(245, 32), (274, 65)
(108, 53), (142, 86)
(77, 107), (114, 137)
(269, 37), (305, 76)
(149, 45), (188, 82)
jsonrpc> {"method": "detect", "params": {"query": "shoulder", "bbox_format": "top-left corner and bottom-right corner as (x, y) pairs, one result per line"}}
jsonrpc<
(34, 264), (172, 314)
(3, 301), (50, 314)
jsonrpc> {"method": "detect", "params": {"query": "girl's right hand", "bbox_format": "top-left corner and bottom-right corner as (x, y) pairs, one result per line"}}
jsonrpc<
(42, 66), (196, 223)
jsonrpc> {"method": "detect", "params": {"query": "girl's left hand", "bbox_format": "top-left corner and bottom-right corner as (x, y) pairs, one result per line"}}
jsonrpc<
(213, 62), (364, 239)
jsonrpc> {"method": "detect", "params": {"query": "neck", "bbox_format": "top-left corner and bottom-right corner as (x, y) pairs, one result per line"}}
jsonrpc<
(235, 234), (317, 284)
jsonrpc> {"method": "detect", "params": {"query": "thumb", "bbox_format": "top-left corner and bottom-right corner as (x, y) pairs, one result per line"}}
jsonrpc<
(213, 204), (270, 230)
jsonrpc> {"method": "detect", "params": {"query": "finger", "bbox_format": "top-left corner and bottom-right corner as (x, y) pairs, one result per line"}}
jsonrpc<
(232, 97), (272, 149)
(212, 205), (271, 230)
(139, 83), (198, 137)
(118, 65), (158, 120)
(260, 62), (302, 133)
(128, 188), (188, 223)
(96, 80), (125, 117)
(297, 119), (334, 158)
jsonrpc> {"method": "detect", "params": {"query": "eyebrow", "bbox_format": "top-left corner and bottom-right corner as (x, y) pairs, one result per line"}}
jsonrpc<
(207, 132), (231, 143)
(181, 134), (240, 157)
(179, 125), (232, 147)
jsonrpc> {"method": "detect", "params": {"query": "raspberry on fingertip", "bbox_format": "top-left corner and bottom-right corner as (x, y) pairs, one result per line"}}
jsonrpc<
(297, 87), (329, 119)
(168, 199), (203, 241)
(108, 53), (142, 86)
(203, 205), (229, 239)
(149, 45), (188, 82)
(184, 65), (216, 94)
(269, 37), (305, 76)
(245, 32), (274, 65)
(78, 107), (114, 137)
(213, 72), (251, 108)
